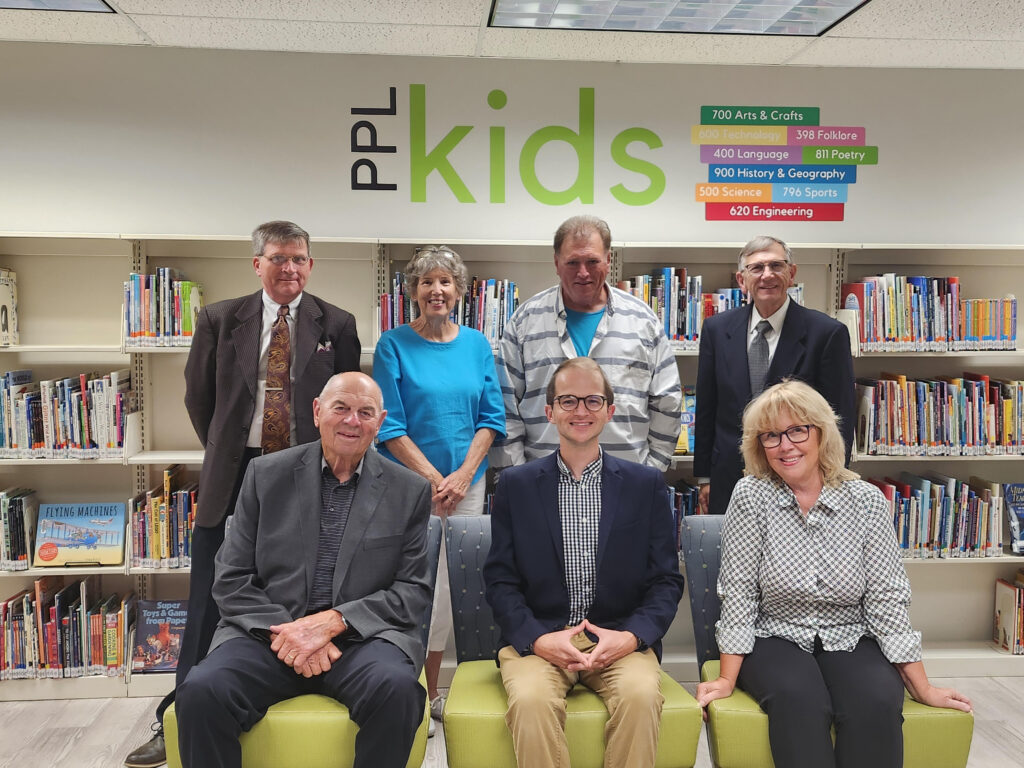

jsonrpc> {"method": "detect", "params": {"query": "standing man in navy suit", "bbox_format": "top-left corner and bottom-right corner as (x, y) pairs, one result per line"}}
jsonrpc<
(694, 235), (855, 516)
(125, 220), (360, 768)
(484, 357), (683, 768)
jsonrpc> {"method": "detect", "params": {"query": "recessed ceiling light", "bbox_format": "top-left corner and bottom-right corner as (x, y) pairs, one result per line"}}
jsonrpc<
(490, 0), (872, 36)
(0, 1), (113, 11)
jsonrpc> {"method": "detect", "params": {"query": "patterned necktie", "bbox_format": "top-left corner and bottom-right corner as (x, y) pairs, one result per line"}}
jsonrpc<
(261, 304), (291, 454)
(748, 319), (772, 397)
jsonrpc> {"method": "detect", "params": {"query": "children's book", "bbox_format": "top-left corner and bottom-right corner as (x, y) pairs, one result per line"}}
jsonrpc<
(32, 503), (126, 567)
(130, 599), (187, 673)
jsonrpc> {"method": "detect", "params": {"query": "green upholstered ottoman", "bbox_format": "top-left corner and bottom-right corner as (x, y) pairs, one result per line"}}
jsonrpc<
(443, 658), (703, 768)
(700, 660), (973, 768)
(163, 671), (430, 768)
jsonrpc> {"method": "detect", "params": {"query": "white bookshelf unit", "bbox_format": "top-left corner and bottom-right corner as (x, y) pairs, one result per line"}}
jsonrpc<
(1, 234), (1021, 702)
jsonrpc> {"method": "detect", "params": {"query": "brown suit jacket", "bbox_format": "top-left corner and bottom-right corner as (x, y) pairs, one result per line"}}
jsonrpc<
(184, 290), (360, 526)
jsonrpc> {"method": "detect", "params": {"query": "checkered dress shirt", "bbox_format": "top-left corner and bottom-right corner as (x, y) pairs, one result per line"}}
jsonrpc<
(716, 475), (922, 663)
(557, 450), (603, 625)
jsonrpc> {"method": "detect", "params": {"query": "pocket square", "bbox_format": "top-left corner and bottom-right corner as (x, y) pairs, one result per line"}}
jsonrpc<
(317, 340), (334, 353)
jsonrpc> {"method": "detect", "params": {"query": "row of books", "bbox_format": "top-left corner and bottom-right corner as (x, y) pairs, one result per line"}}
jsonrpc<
(123, 269), (204, 347)
(0, 483), (199, 573)
(617, 267), (803, 350)
(130, 465), (197, 569)
(670, 480), (701, 552)
(866, 473), (1015, 559)
(855, 372), (1023, 456)
(0, 576), (135, 680)
(2, 499), (129, 572)
(617, 268), (720, 349)
(0, 489), (38, 571)
(379, 273), (520, 346)
(994, 569), (1024, 655)
(841, 274), (1017, 352)
(0, 268), (18, 346)
(0, 368), (135, 459)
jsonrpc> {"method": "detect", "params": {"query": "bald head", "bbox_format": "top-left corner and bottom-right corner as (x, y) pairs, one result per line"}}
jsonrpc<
(319, 371), (383, 407)
(314, 372), (386, 466)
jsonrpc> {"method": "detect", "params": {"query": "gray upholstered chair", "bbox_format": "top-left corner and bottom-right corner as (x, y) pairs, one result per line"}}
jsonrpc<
(679, 514), (972, 768)
(442, 514), (702, 768)
(163, 516), (442, 768)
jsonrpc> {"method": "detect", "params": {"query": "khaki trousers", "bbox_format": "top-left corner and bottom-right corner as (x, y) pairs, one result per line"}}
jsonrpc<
(498, 633), (664, 768)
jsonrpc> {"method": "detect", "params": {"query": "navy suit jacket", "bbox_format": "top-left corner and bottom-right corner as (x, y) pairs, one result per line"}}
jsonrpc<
(483, 452), (684, 661)
(184, 290), (360, 527)
(694, 301), (855, 516)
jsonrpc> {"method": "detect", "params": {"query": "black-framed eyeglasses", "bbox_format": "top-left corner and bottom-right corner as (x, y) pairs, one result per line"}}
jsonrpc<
(263, 254), (310, 267)
(742, 260), (789, 276)
(553, 394), (608, 412)
(757, 424), (815, 448)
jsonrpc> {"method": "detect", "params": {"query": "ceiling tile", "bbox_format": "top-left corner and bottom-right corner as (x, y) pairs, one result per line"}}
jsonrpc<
(115, 0), (491, 26)
(789, 37), (1024, 68)
(130, 15), (481, 55)
(0, 8), (146, 43)
(829, 0), (1024, 42)
(478, 26), (810, 64)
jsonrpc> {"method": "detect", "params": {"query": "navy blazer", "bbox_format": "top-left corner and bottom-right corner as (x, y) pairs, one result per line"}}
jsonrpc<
(483, 452), (684, 661)
(694, 301), (855, 516)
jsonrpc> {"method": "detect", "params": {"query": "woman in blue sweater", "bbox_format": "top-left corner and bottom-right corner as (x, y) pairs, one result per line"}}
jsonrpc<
(373, 245), (506, 722)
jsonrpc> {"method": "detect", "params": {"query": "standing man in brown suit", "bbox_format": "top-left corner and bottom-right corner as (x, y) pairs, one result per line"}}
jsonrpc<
(124, 220), (360, 767)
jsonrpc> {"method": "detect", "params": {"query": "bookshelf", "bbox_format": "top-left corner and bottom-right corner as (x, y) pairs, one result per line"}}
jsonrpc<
(0, 233), (379, 700)
(1, 234), (1022, 702)
(838, 246), (1024, 675)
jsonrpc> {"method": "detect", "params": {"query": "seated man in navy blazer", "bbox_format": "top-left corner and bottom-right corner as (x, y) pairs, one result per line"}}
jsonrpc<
(175, 372), (432, 768)
(484, 357), (684, 768)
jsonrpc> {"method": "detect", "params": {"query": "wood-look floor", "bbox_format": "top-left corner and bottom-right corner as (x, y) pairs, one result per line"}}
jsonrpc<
(0, 676), (1020, 768)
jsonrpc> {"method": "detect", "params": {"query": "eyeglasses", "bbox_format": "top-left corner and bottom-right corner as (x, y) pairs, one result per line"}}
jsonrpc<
(757, 424), (815, 448)
(742, 260), (790, 276)
(263, 254), (310, 267)
(553, 394), (608, 412)
(414, 245), (457, 259)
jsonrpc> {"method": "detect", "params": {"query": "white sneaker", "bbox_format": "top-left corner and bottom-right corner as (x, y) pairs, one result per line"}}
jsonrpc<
(430, 694), (446, 721)
(428, 717), (436, 738)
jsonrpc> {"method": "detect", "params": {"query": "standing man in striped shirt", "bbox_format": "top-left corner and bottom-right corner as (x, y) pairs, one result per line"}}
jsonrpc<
(491, 215), (682, 471)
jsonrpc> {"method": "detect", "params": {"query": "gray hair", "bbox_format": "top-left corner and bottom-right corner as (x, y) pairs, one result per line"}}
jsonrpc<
(252, 220), (311, 259)
(403, 246), (469, 296)
(553, 215), (612, 256)
(738, 235), (792, 270)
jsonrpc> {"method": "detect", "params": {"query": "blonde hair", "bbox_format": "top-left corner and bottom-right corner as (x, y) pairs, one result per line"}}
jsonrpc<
(741, 379), (857, 487)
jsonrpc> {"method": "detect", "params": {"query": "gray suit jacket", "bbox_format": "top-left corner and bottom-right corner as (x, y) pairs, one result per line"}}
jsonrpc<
(210, 442), (433, 670)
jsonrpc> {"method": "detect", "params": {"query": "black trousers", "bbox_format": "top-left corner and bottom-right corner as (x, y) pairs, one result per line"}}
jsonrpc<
(176, 635), (424, 768)
(155, 447), (260, 722)
(737, 635), (905, 768)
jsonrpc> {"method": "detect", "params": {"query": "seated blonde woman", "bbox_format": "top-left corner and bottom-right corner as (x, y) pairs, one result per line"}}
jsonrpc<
(696, 379), (971, 768)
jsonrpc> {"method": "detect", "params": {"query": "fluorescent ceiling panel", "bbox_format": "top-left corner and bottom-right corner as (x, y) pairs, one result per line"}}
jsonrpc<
(491, 0), (871, 35)
(0, 0), (112, 9)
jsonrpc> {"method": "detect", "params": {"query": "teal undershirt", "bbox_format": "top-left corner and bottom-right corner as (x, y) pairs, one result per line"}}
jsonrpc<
(565, 307), (605, 357)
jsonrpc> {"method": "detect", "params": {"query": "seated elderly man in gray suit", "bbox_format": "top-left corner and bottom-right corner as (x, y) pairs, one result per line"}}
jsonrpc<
(176, 371), (433, 768)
